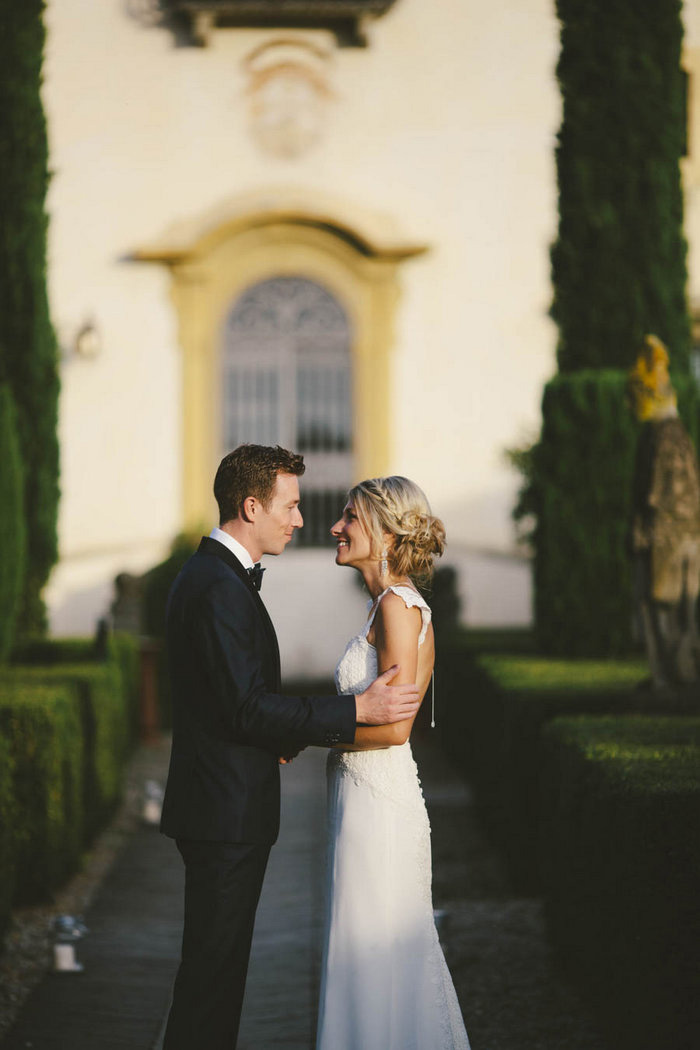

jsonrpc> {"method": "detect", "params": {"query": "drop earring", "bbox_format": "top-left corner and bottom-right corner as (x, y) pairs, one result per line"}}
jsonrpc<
(380, 549), (388, 577)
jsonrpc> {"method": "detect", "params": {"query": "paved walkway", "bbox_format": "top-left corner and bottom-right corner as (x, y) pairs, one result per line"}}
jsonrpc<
(1, 734), (610, 1050)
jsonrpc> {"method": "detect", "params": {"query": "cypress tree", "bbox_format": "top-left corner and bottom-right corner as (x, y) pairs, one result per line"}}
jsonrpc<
(521, 0), (694, 655)
(551, 0), (689, 373)
(0, 385), (26, 662)
(0, 1), (60, 634)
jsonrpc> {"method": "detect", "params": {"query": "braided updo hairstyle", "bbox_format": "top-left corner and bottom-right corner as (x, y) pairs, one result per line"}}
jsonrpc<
(348, 476), (446, 585)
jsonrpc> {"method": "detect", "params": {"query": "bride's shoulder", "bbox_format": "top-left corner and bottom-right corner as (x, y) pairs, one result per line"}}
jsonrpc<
(374, 586), (429, 628)
(383, 584), (430, 613)
(373, 585), (432, 645)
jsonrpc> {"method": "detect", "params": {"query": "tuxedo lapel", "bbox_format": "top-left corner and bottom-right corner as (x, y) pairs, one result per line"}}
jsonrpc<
(197, 537), (282, 689)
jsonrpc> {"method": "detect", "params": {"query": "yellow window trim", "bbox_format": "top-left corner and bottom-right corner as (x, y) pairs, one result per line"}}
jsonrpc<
(132, 193), (429, 529)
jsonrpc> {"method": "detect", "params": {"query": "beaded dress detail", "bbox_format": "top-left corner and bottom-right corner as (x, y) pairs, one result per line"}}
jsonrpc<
(316, 585), (470, 1050)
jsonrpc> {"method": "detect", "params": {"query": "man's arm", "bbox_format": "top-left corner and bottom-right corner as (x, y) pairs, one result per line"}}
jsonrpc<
(194, 581), (355, 749)
(195, 580), (420, 751)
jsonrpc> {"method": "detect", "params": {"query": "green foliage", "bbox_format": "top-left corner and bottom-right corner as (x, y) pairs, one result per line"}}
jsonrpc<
(552, 0), (689, 373)
(424, 566), (462, 636)
(0, 684), (83, 909)
(7, 635), (141, 821)
(438, 637), (651, 889)
(0, 633), (140, 935)
(3, 662), (132, 841)
(0, 385), (26, 661)
(0, 731), (15, 936)
(513, 370), (700, 656)
(0, 1), (60, 635)
(141, 533), (198, 727)
(11, 637), (100, 665)
(142, 533), (199, 638)
(480, 653), (648, 692)
(108, 631), (141, 738)
(437, 637), (700, 1045)
(540, 715), (700, 1048)
(525, 0), (697, 657)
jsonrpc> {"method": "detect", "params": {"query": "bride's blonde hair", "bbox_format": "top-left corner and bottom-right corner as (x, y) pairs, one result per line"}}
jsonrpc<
(348, 476), (446, 585)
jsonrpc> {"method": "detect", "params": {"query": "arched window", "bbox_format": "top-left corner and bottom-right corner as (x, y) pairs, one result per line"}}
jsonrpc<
(222, 276), (352, 545)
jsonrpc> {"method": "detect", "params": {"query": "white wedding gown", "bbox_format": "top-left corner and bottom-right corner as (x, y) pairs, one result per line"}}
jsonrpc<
(316, 585), (470, 1050)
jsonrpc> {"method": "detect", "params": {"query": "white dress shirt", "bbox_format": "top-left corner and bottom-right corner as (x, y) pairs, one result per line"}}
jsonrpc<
(208, 527), (256, 570)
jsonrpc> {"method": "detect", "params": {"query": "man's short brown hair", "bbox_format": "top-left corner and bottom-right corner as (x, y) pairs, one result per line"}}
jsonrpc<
(214, 444), (305, 524)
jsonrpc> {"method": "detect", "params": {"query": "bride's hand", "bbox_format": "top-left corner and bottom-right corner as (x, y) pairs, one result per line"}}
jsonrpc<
(354, 665), (421, 725)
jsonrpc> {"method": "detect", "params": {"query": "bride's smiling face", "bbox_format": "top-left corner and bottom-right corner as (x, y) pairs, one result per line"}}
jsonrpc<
(330, 501), (373, 569)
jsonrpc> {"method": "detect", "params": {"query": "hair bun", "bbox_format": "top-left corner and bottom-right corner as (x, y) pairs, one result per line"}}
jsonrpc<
(427, 515), (446, 558)
(349, 475), (446, 584)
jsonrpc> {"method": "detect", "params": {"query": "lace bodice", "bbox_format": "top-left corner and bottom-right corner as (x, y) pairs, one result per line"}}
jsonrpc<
(334, 584), (431, 695)
(330, 585), (432, 811)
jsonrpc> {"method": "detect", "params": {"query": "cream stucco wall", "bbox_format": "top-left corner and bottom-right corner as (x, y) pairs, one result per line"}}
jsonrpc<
(42, 0), (564, 661)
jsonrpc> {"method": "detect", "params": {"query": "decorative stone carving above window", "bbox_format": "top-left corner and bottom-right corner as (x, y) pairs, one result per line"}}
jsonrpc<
(244, 39), (333, 158)
(161, 0), (400, 47)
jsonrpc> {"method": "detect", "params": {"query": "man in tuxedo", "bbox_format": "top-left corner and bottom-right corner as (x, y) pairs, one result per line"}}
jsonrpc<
(161, 444), (420, 1049)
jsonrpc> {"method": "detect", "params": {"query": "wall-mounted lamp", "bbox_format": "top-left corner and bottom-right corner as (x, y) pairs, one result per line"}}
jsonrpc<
(73, 318), (101, 360)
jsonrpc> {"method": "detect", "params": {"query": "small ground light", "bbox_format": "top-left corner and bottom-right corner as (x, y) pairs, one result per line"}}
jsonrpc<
(51, 915), (88, 974)
(143, 779), (164, 825)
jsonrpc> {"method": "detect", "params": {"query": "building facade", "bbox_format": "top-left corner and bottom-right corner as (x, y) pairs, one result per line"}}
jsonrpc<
(50, 0), (688, 674)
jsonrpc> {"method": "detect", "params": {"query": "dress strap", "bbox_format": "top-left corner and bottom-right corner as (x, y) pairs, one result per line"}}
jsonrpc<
(365, 585), (432, 647)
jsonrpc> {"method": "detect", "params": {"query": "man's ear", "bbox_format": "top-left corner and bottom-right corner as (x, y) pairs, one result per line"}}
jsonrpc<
(240, 496), (257, 523)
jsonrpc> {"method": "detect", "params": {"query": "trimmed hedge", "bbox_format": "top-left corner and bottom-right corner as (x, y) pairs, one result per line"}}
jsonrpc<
(437, 634), (700, 1046)
(551, 0), (689, 374)
(0, 384), (25, 662)
(0, 0), (61, 636)
(0, 683), (83, 906)
(2, 662), (135, 839)
(0, 730), (15, 928)
(531, 0), (695, 660)
(540, 715), (700, 1049)
(141, 533), (198, 727)
(11, 637), (99, 665)
(0, 633), (140, 937)
(109, 631), (141, 738)
(438, 640), (650, 889)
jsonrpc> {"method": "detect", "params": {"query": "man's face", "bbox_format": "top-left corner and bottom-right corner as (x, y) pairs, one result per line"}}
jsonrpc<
(255, 473), (303, 556)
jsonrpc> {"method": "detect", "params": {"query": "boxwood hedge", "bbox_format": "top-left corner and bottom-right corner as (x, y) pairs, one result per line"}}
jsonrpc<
(0, 634), (139, 938)
(540, 715), (700, 1049)
(436, 635), (650, 889)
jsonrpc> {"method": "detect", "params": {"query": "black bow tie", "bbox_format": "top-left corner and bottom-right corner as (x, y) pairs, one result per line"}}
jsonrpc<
(247, 563), (265, 591)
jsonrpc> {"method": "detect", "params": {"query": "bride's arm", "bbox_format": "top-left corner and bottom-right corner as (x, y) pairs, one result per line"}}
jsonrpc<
(335, 593), (422, 751)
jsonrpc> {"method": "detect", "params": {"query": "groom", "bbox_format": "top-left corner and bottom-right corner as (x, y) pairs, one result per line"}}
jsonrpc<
(160, 444), (420, 1049)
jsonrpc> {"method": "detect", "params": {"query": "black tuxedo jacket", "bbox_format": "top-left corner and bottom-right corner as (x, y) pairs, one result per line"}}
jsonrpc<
(160, 537), (357, 844)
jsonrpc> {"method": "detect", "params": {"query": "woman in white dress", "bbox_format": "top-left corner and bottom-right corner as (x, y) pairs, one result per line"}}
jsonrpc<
(316, 476), (470, 1050)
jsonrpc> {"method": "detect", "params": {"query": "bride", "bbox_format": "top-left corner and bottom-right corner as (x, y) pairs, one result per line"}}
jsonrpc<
(316, 476), (470, 1050)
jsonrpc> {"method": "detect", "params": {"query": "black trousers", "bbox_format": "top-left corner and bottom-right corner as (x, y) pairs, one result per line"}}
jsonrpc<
(163, 839), (272, 1050)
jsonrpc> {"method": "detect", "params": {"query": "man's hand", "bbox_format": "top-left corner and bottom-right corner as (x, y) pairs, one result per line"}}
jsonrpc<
(355, 665), (421, 725)
(279, 746), (305, 765)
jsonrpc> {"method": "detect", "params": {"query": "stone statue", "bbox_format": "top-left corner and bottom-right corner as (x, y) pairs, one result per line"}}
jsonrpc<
(628, 335), (700, 689)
